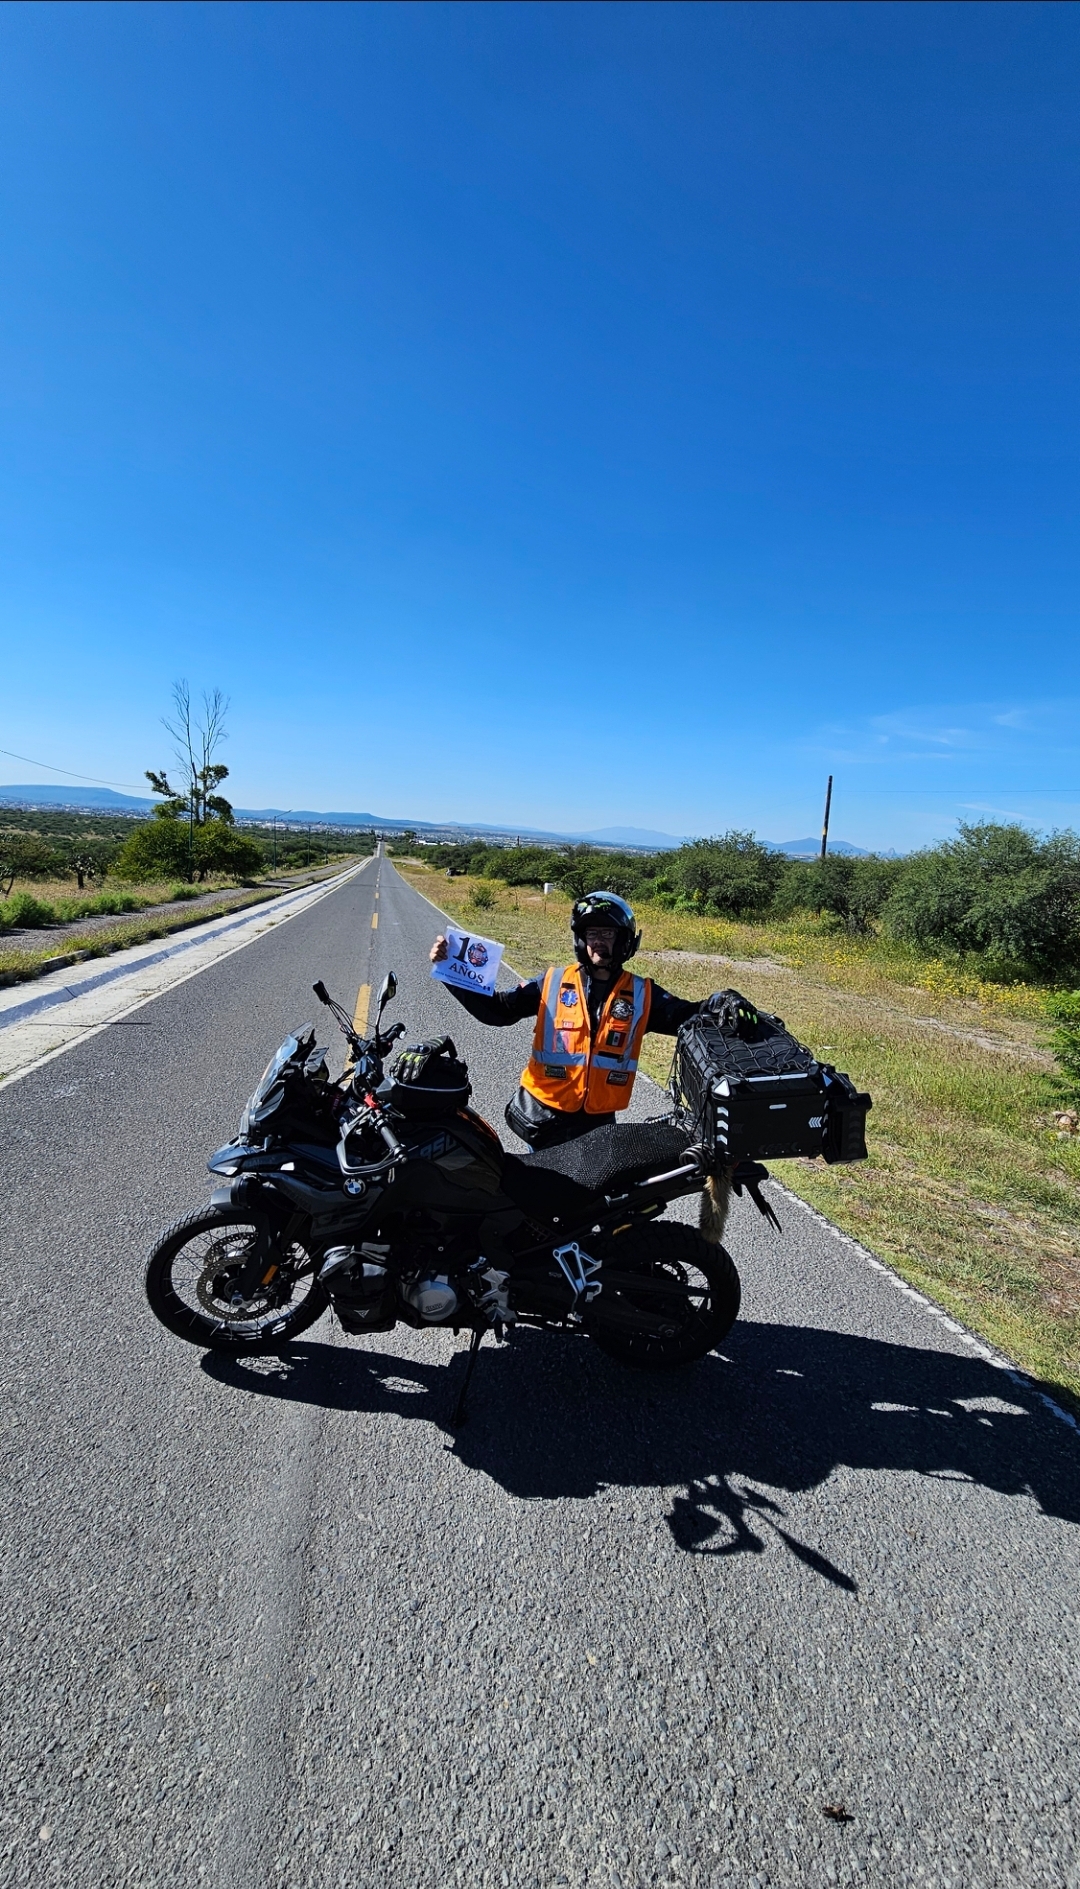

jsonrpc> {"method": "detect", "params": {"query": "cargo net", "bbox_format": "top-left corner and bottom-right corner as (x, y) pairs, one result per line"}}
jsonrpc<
(523, 1116), (693, 1193)
(670, 1012), (818, 1145)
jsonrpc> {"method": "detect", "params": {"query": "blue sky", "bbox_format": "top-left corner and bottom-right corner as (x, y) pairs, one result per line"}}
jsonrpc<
(0, 1), (1076, 849)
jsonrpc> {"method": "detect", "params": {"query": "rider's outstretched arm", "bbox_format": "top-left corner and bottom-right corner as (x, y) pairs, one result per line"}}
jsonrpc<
(646, 982), (707, 1034)
(442, 979), (542, 1026)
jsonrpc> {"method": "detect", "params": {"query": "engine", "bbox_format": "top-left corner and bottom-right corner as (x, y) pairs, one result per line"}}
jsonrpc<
(402, 1274), (460, 1323)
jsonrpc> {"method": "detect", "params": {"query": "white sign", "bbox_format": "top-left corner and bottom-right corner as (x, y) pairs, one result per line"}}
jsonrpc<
(430, 928), (504, 997)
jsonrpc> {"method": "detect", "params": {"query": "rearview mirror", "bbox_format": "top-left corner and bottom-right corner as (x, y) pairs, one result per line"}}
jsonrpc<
(376, 971), (397, 1014)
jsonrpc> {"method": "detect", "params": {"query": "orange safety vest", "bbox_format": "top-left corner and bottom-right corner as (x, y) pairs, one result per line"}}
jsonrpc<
(520, 964), (653, 1115)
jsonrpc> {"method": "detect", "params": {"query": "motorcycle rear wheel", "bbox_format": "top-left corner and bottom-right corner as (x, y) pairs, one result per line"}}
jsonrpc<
(587, 1220), (740, 1369)
(146, 1206), (329, 1353)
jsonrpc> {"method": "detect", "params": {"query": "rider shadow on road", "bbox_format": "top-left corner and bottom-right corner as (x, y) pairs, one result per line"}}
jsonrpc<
(201, 1319), (1080, 1589)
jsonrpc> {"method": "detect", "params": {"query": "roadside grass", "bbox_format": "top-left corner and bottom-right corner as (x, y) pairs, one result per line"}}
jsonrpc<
(0, 874), (240, 928)
(401, 862), (1080, 1410)
(0, 861), (359, 982)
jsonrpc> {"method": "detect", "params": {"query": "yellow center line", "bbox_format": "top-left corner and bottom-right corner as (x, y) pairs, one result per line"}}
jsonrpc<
(353, 983), (371, 1036)
(371, 912), (378, 929)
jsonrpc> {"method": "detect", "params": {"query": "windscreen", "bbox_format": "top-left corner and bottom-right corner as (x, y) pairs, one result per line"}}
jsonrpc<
(250, 1035), (300, 1108)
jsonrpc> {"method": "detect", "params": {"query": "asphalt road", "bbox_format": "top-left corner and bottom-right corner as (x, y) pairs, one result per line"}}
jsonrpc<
(2, 857), (1077, 1889)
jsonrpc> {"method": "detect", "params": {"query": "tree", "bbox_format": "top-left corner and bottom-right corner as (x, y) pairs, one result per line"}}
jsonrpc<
(128, 681), (261, 883)
(670, 833), (784, 919)
(143, 681), (233, 879)
(801, 853), (901, 936)
(0, 831), (65, 896)
(884, 821), (1080, 979)
(64, 842), (115, 890)
(195, 823), (263, 879)
(111, 818), (192, 883)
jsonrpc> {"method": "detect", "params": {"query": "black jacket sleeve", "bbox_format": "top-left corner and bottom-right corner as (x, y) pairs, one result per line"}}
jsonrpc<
(444, 972), (696, 1033)
(646, 981), (703, 1034)
(444, 977), (543, 1027)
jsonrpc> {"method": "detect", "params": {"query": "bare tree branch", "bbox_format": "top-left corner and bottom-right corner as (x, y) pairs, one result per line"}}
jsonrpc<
(157, 681), (231, 824)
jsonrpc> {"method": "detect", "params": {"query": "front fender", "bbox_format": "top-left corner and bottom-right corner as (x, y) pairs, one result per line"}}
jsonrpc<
(208, 1175), (270, 1210)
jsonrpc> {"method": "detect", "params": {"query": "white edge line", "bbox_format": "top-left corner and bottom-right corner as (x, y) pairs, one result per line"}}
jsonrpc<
(395, 864), (1079, 1442)
(0, 862), (372, 1092)
(771, 1179), (1080, 1438)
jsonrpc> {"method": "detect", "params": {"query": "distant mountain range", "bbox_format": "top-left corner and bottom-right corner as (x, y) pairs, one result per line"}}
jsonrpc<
(0, 785), (869, 855)
(768, 836), (867, 858)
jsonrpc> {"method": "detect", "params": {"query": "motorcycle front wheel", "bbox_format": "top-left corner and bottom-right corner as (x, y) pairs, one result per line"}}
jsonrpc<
(586, 1220), (740, 1369)
(146, 1206), (329, 1352)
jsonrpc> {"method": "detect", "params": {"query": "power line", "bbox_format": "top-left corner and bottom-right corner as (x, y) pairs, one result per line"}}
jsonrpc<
(0, 745), (150, 794)
(857, 787), (1080, 796)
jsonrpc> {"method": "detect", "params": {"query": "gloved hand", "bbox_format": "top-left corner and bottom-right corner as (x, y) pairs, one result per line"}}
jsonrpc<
(392, 1037), (457, 1084)
(703, 989), (762, 1038)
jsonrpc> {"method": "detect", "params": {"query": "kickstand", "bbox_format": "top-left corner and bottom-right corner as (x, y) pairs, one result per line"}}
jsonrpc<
(451, 1326), (485, 1429)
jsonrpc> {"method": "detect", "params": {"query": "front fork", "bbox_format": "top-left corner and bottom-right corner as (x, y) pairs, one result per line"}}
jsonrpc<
(208, 1179), (306, 1300)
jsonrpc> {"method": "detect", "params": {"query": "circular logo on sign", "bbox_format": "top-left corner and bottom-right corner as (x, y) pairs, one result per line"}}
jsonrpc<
(466, 941), (489, 968)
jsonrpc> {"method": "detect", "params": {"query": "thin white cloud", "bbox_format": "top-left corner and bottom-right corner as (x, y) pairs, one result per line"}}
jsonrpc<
(806, 697), (1080, 770)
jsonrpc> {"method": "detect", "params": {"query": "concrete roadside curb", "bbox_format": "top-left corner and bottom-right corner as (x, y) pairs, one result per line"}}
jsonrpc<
(0, 857), (373, 1087)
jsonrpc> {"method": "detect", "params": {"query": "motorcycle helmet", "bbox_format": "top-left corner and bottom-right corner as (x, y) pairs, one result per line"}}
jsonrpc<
(570, 890), (641, 970)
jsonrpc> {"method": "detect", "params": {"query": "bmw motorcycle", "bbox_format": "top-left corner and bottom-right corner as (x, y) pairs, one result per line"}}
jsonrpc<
(145, 973), (743, 1418)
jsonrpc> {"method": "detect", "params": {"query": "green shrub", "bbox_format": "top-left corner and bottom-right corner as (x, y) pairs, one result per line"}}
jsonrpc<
(884, 822), (1080, 980)
(167, 883), (201, 901)
(669, 833), (784, 919)
(52, 893), (140, 921)
(0, 891), (56, 929)
(1046, 990), (1080, 1105)
(113, 815), (264, 884)
(805, 853), (902, 934)
(196, 824), (264, 879)
(112, 816), (194, 882)
(468, 880), (497, 911)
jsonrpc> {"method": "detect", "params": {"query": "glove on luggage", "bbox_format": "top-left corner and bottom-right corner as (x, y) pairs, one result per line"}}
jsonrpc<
(704, 989), (762, 1039)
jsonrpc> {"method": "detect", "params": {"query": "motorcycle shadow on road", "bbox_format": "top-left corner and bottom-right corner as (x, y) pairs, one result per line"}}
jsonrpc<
(201, 1319), (1079, 1588)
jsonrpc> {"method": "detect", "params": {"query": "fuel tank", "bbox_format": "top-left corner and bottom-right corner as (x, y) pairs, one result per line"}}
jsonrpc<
(387, 1108), (510, 1215)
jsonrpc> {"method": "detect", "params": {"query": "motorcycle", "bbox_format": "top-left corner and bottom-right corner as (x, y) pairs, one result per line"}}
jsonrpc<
(145, 973), (746, 1421)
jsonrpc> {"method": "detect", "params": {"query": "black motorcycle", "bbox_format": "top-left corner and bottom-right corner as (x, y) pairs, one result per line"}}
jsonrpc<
(145, 973), (744, 1418)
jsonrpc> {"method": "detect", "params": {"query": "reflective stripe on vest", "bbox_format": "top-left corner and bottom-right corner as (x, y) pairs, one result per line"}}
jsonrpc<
(520, 964), (652, 1114)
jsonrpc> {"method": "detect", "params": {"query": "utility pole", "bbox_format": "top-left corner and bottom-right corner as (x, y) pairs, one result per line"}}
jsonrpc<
(820, 775), (833, 859)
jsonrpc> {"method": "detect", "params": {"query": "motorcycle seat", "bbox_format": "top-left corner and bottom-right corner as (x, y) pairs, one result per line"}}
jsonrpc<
(499, 1116), (693, 1225)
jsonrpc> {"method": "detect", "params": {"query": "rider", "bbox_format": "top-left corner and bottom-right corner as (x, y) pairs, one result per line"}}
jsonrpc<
(430, 889), (711, 1148)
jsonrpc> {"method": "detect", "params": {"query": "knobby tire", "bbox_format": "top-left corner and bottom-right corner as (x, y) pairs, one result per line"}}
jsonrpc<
(145, 1205), (328, 1353)
(586, 1220), (741, 1369)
